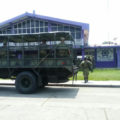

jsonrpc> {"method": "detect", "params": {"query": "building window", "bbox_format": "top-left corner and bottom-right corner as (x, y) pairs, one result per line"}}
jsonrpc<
(40, 28), (43, 32)
(27, 28), (30, 33)
(76, 27), (81, 32)
(35, 20), (39, 27)
(36, 28), (39, 33)
(64, 26), (69, 31)
(18, 29), (21, 34)
(58, 24), (63, 31)
(51, 23), (57, 31)
(45, 27), (48, 32)
(18, 23), (21, 28)
(7, 29), (11, 34)
(45, 22), (48, 27)
(23, 21), (27, 28)
(70, 26), (75, 32)
(76, 32), (81, 39)
(31, 19), (34, 28)
(71, 32), (75, 39)
(51, 27), (57, 31)
(27, 20), (30, 28)
(31, 28), (35, 33)
(3, 30), (7, 34)
(14, 24), (17, 29)
(40, 21), (43, 27)
(14, 29), (17, 34)
(23, 29), (26, 33)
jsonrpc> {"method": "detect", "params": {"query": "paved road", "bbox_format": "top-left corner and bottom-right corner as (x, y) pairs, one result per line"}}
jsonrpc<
(0, 85), (120, 120)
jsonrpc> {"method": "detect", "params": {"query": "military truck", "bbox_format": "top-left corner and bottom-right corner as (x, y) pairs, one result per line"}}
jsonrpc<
(0, 32), (79, 93)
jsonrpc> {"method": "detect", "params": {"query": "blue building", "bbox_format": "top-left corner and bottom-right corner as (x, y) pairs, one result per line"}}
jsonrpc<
(1, 12), (119, 68)
(0, 12), (89, 48)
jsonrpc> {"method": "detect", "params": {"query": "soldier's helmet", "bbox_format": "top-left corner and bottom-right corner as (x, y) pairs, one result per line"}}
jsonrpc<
(60, 37), (65, 42)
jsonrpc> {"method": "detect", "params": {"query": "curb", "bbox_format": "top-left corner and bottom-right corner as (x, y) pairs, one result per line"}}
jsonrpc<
(0, 81), (120, 88)
(48, 83), (120, 88)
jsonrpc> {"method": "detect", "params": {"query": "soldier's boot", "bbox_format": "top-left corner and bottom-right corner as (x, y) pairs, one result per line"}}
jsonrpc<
(86, 76), (88, 83)
(84, 76), (88, 83)
(84, 76), (87, 83)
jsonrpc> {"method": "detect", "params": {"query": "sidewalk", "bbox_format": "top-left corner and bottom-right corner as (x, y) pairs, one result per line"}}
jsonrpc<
(0, 80), (120, 87)
(49, 80), (120, 87)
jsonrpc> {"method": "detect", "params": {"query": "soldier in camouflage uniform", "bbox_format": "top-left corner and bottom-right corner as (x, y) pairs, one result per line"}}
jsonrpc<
(57, 37), (70, 57)
(80, 57), (93, 83)
(40, 40), (47, 58)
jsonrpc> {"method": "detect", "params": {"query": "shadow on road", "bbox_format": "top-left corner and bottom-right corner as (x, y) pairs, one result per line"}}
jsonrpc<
(0, 85), (79, 99)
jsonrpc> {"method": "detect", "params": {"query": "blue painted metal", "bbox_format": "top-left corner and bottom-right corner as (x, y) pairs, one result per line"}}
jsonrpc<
(0, 12), (29, 28)
(81, 29), (84, 46)
(48, 22), (51, 32)
(0, 12), (89, 30)
(117, 48), (120, 68)
(10, 23), (14, 34)
(81, 29), (85, 59)
(94, 48), (97, 67)
(81, 48), (85, 60)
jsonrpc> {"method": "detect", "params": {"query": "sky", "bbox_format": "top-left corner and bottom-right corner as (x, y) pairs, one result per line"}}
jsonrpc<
(0, 0), (120, 45)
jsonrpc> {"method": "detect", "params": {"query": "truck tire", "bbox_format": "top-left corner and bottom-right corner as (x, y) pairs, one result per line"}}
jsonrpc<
(15, 71), (37, 94)
(38, 79), (48, 88)
(41, 76), (48, 88)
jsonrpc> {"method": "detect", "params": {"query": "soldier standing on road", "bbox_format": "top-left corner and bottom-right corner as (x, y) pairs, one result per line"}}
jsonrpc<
(80, 57), (93, 83)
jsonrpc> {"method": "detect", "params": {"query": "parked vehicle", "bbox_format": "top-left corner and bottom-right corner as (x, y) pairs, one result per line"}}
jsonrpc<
(0, 32), (79, 93)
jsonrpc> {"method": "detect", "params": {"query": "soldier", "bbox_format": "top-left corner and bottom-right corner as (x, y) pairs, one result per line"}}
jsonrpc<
(40, 39), (47, 58)
(57, 37), (70, 57)
(59, 37), (66, 46)
(41, 39), (47, 46)
(80, 57), (93, 83)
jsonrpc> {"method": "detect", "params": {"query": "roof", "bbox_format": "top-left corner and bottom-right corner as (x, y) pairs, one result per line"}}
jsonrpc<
(0, 12), (89, 30)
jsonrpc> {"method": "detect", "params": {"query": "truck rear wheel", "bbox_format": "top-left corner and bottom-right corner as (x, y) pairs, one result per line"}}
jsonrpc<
(15, 71), (37, 94)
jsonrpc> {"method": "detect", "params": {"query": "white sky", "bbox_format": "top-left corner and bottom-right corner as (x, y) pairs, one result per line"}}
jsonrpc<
(0, 0), (120, 45)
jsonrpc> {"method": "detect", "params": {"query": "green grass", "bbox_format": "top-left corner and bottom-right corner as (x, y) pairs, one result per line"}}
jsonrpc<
(70, 68), (120, 81)
(0, 68), (120, 81)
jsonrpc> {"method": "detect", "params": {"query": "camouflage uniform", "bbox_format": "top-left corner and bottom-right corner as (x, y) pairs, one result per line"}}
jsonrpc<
(57, 37), (70, 57)
(40, 40), (47, 58)
(80, 58), (93, 83)
(40, 49), (47, 58)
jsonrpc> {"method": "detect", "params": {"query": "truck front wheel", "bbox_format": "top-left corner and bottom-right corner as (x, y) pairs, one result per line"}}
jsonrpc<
(15, 72), (37, 94)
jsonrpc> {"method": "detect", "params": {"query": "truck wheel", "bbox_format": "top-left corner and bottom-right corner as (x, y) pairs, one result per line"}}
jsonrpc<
(38, 77), (48, 88)
(15, 72), (37, 94)
(41, 76), (48, 88)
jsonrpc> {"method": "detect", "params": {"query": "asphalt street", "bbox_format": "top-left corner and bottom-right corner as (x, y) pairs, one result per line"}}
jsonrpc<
(0, 85), (120, 120)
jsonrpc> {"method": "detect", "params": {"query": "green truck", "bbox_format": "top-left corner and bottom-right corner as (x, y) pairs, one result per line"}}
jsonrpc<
(0, 32), (79, 93)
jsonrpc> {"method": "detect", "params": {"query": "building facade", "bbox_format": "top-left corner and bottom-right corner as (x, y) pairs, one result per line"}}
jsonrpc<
(0, 12), (89, 47)
(2, 12), (120, 68)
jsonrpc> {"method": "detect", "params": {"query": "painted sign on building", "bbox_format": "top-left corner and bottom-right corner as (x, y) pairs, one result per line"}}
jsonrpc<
(97, 48), (114, 61)
(84, 30), (89, 46)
